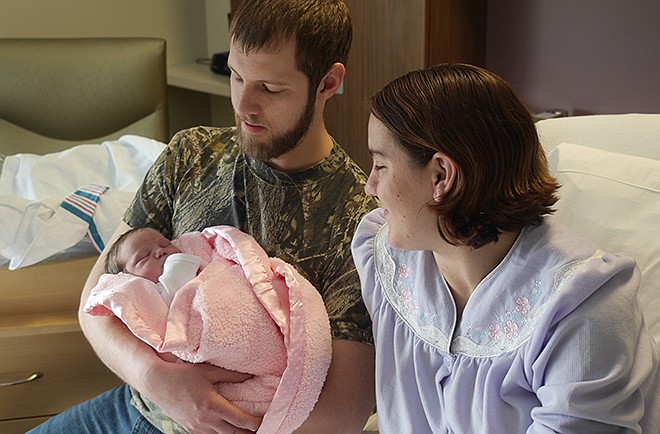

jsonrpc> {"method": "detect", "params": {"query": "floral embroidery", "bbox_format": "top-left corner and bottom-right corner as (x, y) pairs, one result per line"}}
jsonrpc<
(398, 288), (419, 316)
(516, 297), (531, 315)
(465, 280), (542, 347)
(529, 280), (543, 303)
(504, 320), (519, 339)
(397, 263), (411, 280)
(488, 323), (502, 340)
(390, 252), (436, 327)
(418, 311), (436, 327)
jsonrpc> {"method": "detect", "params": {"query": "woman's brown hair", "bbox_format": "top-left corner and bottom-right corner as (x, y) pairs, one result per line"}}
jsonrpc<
(369, 63), (560, 248)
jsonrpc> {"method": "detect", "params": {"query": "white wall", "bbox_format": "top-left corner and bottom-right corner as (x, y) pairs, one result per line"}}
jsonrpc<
(486, 0), (660, 115)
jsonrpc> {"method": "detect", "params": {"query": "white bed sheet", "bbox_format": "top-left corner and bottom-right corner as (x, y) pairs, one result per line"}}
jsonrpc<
(0, 135), (165, 269)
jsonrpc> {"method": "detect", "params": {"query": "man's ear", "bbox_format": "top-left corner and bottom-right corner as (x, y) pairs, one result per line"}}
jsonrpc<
(431, 152), (457, 202)
(317, 63), (345, 100)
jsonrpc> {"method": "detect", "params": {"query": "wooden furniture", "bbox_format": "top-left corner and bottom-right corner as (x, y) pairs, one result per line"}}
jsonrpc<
(326, 0), (487, 171)
(0, 257), (123, 433)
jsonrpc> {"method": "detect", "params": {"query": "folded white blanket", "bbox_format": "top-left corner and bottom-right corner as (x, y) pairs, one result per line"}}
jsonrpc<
(0, 135), (165, 199)
(0, 135), (165, 268)
(0, 186), (134, 269)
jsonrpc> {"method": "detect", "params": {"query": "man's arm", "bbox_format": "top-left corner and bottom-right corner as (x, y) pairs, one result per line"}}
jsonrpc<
(294, 339), (376, 433)
(78, 221), (262, 433)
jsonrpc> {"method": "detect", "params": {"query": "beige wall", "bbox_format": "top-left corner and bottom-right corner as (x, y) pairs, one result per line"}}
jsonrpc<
(0, 0), (212, 64)
(1, 0), (234, 138)
(9, 0), (655, 146)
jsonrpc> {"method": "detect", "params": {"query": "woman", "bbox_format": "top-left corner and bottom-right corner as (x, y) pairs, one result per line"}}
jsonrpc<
(352, 63), (659, 433)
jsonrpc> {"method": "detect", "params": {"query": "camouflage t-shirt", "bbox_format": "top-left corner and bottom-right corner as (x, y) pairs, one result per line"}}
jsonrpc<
(125, 126), (377, 432)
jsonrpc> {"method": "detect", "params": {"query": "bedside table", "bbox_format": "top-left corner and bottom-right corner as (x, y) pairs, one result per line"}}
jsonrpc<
(0, 256), (123, 433)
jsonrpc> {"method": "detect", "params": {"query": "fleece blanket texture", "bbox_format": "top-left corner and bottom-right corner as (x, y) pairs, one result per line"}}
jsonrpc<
(84, 225), (332, 434)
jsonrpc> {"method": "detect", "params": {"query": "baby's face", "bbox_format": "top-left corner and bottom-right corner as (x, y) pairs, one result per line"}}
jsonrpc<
(118, 228), (181, 282)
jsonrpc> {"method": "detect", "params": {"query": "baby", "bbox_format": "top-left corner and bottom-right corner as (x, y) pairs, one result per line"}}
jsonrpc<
(104, 227), (201, 305)
(84, 225), (333, 433)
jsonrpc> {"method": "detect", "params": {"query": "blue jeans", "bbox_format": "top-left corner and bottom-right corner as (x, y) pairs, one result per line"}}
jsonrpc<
(27, 385), (160, 434)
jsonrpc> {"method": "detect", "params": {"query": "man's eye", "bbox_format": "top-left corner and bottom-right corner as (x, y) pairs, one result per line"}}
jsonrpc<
(263, 85), (281, 94)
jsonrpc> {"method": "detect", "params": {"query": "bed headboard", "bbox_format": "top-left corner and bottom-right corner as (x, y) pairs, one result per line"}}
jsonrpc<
(0, 37), (169, 155)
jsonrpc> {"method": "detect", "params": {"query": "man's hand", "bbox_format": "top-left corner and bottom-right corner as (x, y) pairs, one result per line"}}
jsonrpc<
(142, 359), (263, 434)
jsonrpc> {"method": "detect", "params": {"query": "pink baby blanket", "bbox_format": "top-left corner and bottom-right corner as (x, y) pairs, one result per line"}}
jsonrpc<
(84, 225), (332, 434)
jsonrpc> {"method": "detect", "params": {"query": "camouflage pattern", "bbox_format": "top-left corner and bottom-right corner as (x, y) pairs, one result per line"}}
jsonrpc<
(124, 126), (377, 432)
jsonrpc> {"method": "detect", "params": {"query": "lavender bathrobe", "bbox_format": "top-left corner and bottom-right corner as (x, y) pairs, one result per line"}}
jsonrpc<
(352, 209), (659, 434)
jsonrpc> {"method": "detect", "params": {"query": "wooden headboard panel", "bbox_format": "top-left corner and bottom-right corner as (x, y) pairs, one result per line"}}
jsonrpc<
(0, 37), (169, 155)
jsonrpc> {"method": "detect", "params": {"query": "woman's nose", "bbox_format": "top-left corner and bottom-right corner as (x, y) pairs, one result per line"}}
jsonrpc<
(365, 171), (377, 197)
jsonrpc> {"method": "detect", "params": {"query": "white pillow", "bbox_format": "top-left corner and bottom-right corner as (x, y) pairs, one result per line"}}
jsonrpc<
(547, 142), (660, 343)
(538, 114), (660, 160)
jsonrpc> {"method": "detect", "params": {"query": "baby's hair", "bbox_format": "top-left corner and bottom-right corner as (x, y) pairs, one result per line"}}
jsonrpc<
(104, 227), (150, 274)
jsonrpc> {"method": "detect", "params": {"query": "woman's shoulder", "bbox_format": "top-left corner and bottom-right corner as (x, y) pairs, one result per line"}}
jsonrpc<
(351, 208), (387, 280)
(352, 208), (385, 253)
(451, 218), (640, 356)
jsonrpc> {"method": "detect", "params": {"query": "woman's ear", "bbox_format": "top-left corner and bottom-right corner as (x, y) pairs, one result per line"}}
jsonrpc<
(317, 63), (345, 100)
(431, 152), (457, 202)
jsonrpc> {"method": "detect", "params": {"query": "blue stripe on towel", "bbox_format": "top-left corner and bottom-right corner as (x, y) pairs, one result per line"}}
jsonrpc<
(60, 184), (109, 252)
(60, 201), (92, 222)
(87, 220), (106, 252)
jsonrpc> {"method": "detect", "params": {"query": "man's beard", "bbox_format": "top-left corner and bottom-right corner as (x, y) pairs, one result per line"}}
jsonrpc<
(236, 94), (316, 162)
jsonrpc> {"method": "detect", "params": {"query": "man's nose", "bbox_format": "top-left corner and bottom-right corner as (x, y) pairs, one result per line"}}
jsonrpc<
(234, 86), (260, 117)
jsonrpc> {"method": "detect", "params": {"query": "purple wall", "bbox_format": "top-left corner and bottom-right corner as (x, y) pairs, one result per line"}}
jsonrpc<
(485, 0), (660, 115)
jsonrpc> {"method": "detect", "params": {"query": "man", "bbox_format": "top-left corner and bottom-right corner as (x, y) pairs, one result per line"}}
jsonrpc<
(27, 0), (377, 433)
